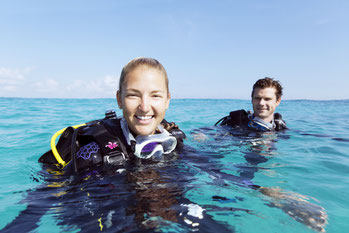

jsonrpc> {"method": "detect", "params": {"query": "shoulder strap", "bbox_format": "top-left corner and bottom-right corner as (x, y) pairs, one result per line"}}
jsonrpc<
(160, 119), (186, 151)
(215, 116), (229, 126)
(39, 126), (75, 165)
(274, 113), (287, 131)
(161, 119), (186, 140)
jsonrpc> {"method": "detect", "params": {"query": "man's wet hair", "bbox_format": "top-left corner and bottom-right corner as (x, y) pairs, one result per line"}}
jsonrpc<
(251, 77), (283, 100)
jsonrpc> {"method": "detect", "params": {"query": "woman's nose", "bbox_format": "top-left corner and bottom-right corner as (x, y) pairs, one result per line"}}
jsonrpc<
(138, 96), (150, 112)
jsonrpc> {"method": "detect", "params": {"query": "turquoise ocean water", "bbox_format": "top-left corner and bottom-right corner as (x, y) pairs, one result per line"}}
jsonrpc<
(0, 98), (348, 232)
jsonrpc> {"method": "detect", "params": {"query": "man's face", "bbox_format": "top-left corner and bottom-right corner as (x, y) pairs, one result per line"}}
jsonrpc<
(252, 87), (281, 122)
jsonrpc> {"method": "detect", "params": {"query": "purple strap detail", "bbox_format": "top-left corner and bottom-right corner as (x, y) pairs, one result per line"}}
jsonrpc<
(77, 142), (100, 160)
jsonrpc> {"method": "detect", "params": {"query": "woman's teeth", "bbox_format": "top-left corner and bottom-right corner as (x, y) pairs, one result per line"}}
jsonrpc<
(136, 115), (153, 120)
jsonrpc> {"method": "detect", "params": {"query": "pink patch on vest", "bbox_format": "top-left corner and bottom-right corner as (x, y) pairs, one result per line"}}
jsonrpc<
(105, 142), (118, 149)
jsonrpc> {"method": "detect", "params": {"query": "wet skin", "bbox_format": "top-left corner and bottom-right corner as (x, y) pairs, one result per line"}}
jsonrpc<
(252, 87), (280, 122)
(117, 65), (170, 136)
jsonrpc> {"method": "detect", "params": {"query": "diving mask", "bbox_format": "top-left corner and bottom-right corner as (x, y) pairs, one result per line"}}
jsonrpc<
(133, 129), (177, 159)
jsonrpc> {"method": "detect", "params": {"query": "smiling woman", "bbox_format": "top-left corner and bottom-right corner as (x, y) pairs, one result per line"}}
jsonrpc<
(41, 57), (185, 171)
(1, 57), (187, 232)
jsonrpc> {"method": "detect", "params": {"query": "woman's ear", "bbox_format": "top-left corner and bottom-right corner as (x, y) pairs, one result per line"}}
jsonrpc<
(116, 90), (122, 109)
(166, 92), (171, 109)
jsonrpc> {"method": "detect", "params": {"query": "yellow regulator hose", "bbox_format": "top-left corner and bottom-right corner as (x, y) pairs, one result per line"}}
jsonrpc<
(50, 124), (86, 167)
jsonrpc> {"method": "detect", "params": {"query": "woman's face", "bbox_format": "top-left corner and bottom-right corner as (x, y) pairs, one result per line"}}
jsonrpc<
(117, 66), (170, 136)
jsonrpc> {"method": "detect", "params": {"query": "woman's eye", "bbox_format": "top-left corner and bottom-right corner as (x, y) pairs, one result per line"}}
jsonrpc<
(126, 93), (138, 97)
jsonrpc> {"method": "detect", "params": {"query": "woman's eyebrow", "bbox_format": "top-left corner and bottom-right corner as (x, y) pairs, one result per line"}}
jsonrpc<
(150, 90), (166, 93)
(125, 89), (141, 93)
(124, 89), (166, 94)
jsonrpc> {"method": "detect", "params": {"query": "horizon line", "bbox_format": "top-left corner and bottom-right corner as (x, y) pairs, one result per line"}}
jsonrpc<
(1, 96), (348, 101)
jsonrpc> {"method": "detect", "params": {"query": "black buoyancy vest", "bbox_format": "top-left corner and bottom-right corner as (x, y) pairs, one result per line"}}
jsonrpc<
(39, 118), (186, 172)
(39, 118), (129, 172)
(215, 109), (287, 131)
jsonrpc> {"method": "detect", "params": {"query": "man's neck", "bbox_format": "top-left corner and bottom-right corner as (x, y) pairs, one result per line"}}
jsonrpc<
(253, 114), (274, 123)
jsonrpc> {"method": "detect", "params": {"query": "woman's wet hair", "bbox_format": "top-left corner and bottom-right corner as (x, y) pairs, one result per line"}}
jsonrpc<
(119, 57), (169, 93)
(251, 77), (283, 100)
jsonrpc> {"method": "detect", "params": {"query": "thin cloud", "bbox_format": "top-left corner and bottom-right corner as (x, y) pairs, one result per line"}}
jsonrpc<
(63, 75), (118, 98)
(83, 75), (118, 97)
(1, 72), (119, 98)
(0, 67), (34, 93)
(32, 79), (60, 92)
(0, 67), (25, 85)
(103, 75), (118, 90)
(2, 85), (17, 92)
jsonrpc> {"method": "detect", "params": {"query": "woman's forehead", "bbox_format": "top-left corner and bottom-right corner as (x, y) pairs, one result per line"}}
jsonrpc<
(123, 69), (166, 89)
(122, 67), (168, 89)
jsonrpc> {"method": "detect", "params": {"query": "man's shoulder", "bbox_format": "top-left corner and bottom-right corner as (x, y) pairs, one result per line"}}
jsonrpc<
(216, 109), (250, 127)
(229, 109), (249, 118)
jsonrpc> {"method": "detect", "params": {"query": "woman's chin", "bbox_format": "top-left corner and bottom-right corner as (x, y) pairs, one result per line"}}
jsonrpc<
(132, 127), (156, 136)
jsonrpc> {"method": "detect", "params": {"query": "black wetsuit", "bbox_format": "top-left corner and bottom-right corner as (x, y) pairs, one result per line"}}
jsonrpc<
(215, 109), (287, 131)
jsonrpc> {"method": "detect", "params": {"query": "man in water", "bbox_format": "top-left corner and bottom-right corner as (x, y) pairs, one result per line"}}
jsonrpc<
(216, 77), (287, 131)
(195, 77), (327, 232)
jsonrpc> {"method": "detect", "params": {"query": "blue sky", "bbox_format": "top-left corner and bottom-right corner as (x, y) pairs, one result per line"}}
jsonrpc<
(0, 0), (348, 100)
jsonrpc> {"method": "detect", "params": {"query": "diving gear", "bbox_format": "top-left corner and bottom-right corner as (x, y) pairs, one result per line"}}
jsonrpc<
(50, 123), (86, 168)
(39, 111), (186, 172)
(40, 117), (129, 172)
(274, 113), (287, 131)
(105, 109), (117, 119)
(133, 126), (177, 159)
(120, 118), (178, 159)
(215, 109), (287, 131)
(247, 112), (275, 131)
